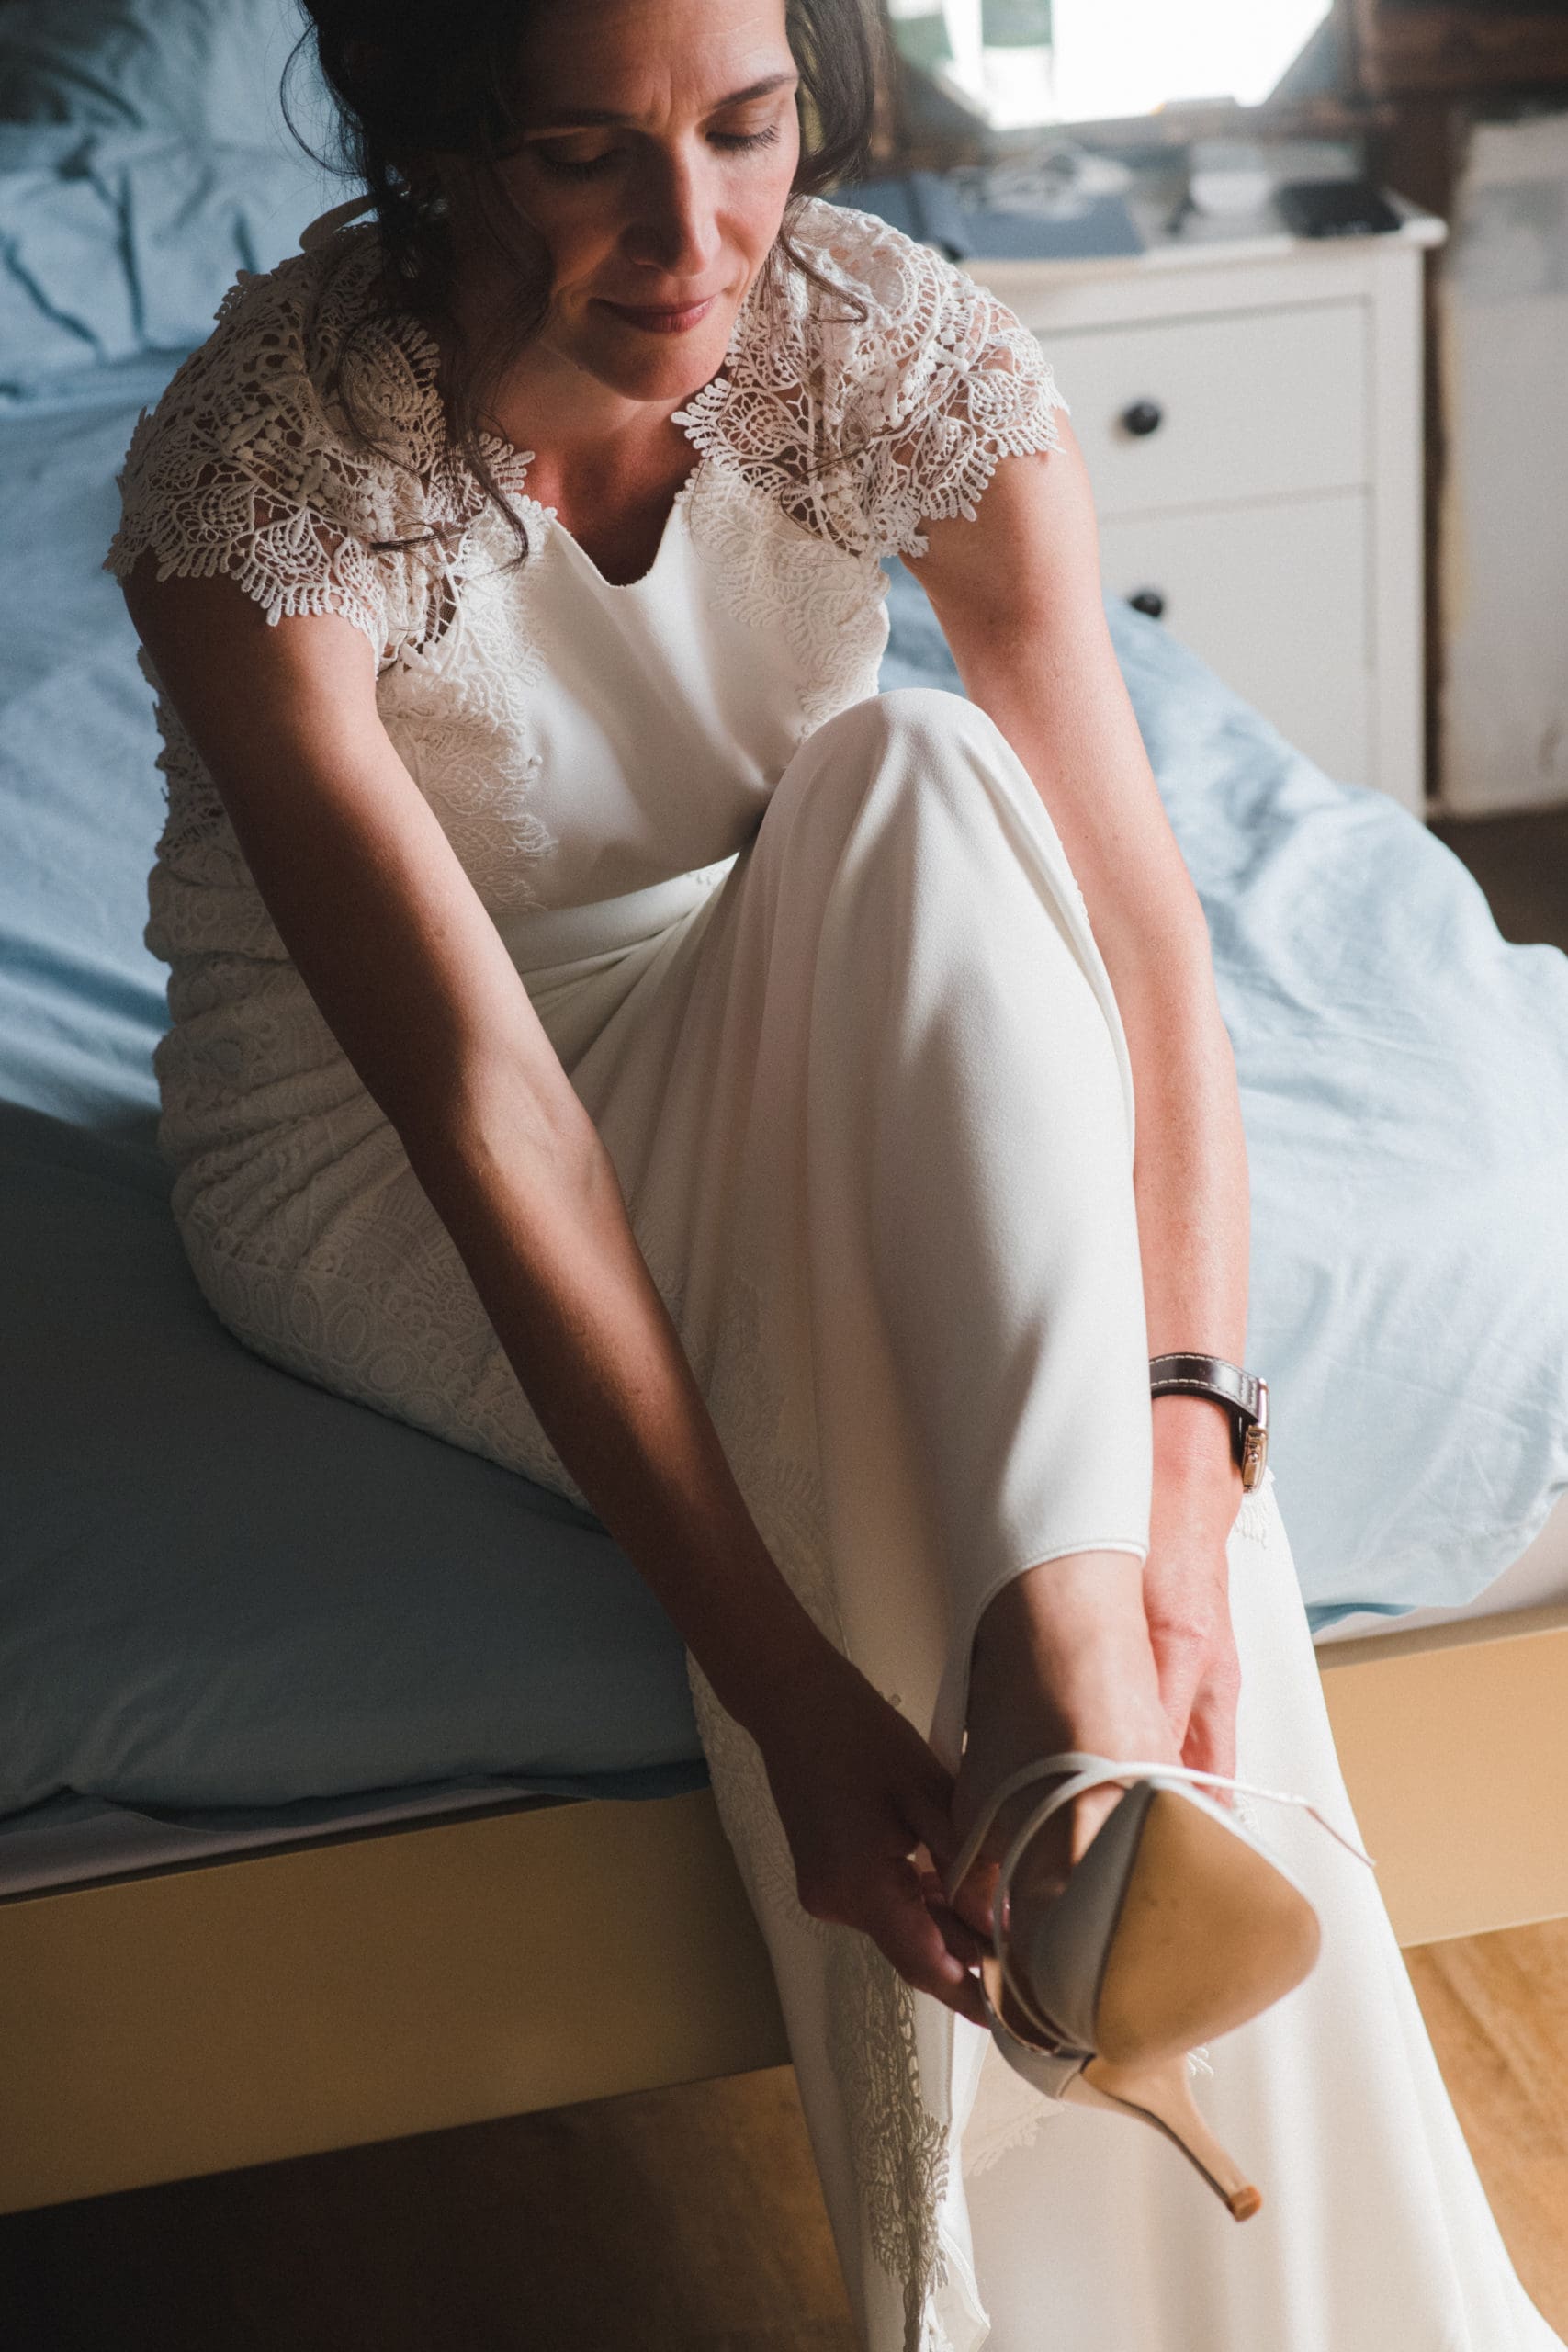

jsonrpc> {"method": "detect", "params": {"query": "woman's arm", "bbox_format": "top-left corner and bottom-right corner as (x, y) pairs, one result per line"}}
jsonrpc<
(120, 564), (986, 2018)
(903, 421), (1250, 1772)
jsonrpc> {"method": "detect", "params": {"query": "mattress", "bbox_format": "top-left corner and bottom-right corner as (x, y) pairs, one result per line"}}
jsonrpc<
(1312, 1485), (1568, 1645)
(0, 1775), (702, 1903)
(6, 1496), (1565, 1905)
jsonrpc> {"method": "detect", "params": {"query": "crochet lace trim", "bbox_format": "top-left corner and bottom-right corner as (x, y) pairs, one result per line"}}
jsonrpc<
(105, 233), (533, 662)
(676, 197), (1068, 564)
(105, 196), (1068, 659)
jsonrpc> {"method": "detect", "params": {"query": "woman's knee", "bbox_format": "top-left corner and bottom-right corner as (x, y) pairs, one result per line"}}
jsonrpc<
(765, 688), (1017, 854)
(810, 686), (1006, 775)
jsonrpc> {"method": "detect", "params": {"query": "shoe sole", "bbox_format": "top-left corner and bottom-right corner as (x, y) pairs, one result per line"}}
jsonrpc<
(1089, 1786), (1322, 2065)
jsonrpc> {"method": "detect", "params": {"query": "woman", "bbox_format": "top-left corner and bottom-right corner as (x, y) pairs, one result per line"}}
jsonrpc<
(108, 0), (1562, 2345)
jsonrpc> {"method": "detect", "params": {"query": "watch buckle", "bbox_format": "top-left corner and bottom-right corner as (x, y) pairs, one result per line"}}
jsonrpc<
(1241, 1419), (1268, 1490)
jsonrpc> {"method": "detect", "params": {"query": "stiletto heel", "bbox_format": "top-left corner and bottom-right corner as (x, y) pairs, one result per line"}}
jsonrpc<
(1064, 2051), (1264, 2218)
(944, 1751), (1378, 2220)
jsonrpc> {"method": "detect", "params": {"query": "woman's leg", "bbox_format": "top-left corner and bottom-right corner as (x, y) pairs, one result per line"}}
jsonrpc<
(584, 683), (1179, 2346)
(953, 1549), (1179, 1905)
(675, 686), (1562, 2350)
(180, 674), (1560, 2347)
(753, 687), (1177, 1972)
(712, 686), (1161, 1770)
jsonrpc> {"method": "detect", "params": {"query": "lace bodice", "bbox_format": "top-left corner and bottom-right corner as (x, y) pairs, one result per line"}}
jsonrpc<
(105, 194), (1067, 1095)
(108, 195), (1066, 649)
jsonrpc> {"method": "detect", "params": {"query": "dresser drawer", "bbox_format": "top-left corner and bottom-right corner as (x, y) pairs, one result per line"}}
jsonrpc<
(1100, 492), (1371, 786)
(1032, 304), (1370, 519)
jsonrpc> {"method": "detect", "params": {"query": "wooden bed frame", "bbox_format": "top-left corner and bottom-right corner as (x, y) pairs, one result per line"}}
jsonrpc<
(5, 1565), (1567, 2219)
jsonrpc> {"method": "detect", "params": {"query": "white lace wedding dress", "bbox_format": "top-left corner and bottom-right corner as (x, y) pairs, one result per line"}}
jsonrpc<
(107, 196), (1563, 2352)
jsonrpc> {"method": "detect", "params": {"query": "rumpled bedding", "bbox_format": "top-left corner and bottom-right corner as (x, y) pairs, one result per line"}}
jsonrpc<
(0, 0), (334, 390)
(0, 124), (331, 387)
(2, 0), (1566, 1827)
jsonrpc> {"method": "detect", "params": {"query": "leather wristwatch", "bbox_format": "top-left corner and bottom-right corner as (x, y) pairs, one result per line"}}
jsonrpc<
(1149, 1353), (1269, 1489)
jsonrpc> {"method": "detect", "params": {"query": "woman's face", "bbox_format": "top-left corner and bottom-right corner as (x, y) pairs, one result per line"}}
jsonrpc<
(464, 0), (801, 411)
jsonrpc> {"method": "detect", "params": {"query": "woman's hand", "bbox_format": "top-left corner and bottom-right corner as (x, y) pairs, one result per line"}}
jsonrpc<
(750, 1645), (988, 2027)
(1142, 1459), (1244, 1786)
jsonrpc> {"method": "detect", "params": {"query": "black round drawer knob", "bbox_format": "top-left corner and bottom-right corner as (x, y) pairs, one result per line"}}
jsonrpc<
(1121, 399), (1164, 437)
(1128, 587), (1167, 620)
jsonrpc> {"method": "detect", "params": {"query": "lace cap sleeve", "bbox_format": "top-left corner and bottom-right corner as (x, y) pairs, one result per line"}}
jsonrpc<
(675, 195), (1069, 565)
(104, 235), (474, 662)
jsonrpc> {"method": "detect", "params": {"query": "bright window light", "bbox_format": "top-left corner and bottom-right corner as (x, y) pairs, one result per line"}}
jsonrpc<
(918, 0), (1332, 130)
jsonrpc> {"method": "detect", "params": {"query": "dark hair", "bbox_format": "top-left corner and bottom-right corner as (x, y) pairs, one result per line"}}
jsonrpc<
(285, 0), (886, 548)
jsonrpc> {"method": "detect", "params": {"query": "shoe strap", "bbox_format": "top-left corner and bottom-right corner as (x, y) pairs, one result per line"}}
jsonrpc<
(942, 1748), (1377, 1910)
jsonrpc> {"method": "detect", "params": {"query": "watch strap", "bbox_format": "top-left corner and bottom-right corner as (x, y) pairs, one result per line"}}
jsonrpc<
(1149, 1353), (1269, 1487)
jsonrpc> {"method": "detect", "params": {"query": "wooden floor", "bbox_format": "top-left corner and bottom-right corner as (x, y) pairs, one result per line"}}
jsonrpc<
(5, 814), (1564, 2348)
(2, 1917), (1566, 2349)
(1404, 1923), (1568, 2335)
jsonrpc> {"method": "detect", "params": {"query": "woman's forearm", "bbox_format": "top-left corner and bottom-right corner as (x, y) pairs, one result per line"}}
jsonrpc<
(902, 436), (1258, 1523)
(1115, 944), (1252, 1514)
(401, 1068), (832, 1736)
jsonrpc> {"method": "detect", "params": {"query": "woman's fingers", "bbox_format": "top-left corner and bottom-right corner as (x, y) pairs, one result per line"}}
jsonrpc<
(1143, 1533), (1235, 1758)
(930, 1854), (998, 1946)
(1148, 1634), (1203, 1758)
(1182, 1658), (1239, 1784)
(761, 1661), (995, 2026)
(1178, 1600), (1241, 1784)
(916, 1869), (989, 1970)
(895, 1752), (963, 1884)
(870, 1856), (987, 2026)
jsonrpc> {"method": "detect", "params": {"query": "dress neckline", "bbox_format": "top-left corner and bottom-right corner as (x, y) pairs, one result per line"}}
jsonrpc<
(310, 232), (724, 592)
(294, 214), (918, 574)
(514, 466), (703, 594)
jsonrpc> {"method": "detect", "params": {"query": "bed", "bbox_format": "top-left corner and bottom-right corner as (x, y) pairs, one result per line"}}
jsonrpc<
(4, 0), (1567, 2223)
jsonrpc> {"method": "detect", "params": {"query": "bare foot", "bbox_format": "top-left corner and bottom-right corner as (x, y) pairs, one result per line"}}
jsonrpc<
(950, 1551), (1180, 1938)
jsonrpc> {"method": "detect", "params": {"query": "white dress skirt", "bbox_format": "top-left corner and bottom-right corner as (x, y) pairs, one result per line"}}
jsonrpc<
(491, 693), (1565, 2352)
(105, 201), (1565, 2352)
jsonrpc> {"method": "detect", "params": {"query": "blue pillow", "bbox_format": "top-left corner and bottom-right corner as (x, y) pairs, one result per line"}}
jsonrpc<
(0, 0), (343, 384)
(0, 130), (335, 383)
(0, 1102), (705, 1817)
(0, 0), (336, 162)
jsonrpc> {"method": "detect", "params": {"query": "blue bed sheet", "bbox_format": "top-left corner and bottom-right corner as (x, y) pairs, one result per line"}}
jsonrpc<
(0, 357), (171, 1131)
(0, 1099), (709, 1819)
(4, 345), (1567, 1837)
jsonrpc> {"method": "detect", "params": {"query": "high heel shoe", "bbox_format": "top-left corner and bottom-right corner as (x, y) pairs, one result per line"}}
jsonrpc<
(942, 1750), (1379, 2220)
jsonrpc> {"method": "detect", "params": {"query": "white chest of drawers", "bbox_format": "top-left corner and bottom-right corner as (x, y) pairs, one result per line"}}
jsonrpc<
(966, 200), (1446, 818)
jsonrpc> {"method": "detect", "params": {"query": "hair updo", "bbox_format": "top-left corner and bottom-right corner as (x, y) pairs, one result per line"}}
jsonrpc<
(285, 0), (885, 537)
